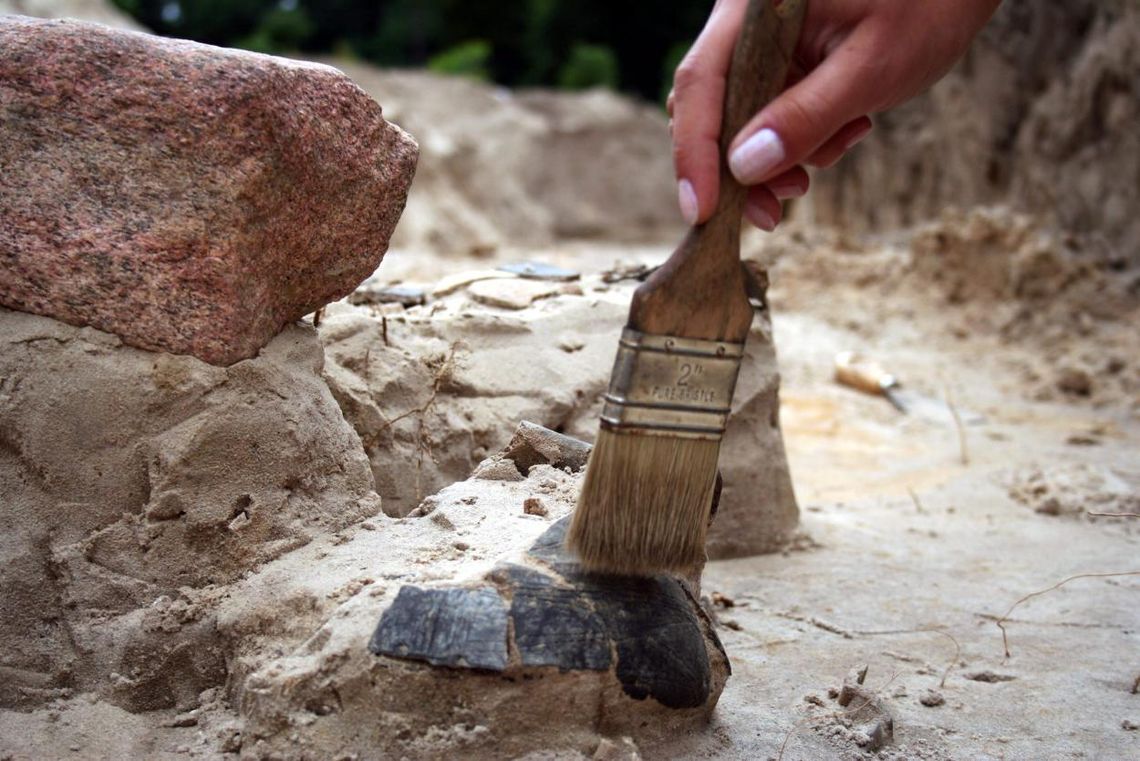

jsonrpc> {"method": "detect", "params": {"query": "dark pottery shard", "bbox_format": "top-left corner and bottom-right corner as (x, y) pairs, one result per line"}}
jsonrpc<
(496, 261), (581, 282)
(586, 573), (710, 708)
(369, 586), (508, 671)
(370, 513), (726, 710)
(495, 563), (612, 671)
(527, 513), (576, 568)
(528, 517), (721, 709)
(349, 285), (427, 307)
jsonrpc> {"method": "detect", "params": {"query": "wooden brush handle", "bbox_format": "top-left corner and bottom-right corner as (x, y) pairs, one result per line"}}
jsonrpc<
(630, 0), (806, 340)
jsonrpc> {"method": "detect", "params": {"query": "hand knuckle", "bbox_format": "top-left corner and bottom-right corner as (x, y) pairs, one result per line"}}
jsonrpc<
(673, 59), (706, 93)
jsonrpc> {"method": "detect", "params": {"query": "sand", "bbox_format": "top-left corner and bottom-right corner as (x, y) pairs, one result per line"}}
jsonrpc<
(3, 217), (1136, 758)
(1, 2), (1138, 758)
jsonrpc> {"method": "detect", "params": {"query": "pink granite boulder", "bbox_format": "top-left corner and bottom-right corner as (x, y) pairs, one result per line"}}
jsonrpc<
(0, 16), (418, 365)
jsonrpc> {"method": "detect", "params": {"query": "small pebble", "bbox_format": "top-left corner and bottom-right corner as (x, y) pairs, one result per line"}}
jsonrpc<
(523, 497), (548, 517)
(919, 689), (945, 707)
(1056, 366), (1092, 396)
(1065, 434), (1100, 446)
(710, 591), (735, 608)
(557, 336), (586, 352)
(1122, 719), (1138, 731)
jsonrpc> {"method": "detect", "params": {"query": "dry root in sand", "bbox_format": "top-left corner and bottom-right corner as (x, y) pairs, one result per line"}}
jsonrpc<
(994, 571), (1140, 658)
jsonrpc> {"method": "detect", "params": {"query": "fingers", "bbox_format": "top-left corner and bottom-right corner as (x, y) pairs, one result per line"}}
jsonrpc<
(671, 0), (749, 224)
(728, 24), (884, 186)
(741, 166), (810, 232)
(743, 185), (782, 232)
(805, 116), (873, 168)
(672, 1), (879, 231)
(765, 165), (810, 199)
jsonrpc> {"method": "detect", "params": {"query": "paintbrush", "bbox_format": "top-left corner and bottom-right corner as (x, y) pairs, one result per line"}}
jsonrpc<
(567, 0), (806, 575)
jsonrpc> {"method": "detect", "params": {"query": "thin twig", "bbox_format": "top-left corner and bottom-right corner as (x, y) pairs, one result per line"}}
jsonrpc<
(852, 628), (961, 687)
(1132, 673), (1139, 695)
(944, 386), (969, 466)
(775, 611), (960, 683)
(995, 570), (1140, 657)
(907, 487), (926, 514)
(378, 345), (459, 431)
(1087, 511), (1140, 518)
(774, 611), (854, 638)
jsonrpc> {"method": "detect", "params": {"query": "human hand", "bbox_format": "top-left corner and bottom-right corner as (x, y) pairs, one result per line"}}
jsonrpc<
(668, 0), (1001, 230)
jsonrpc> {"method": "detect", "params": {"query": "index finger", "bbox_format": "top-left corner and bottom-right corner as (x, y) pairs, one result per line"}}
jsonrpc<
(671, 0), (749, 224)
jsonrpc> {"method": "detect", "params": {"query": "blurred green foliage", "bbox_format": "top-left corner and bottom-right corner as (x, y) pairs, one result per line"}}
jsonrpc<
(238, 4), (315, 53)
(558, 43), (619, 90)
(109, 0), (707, 102)
(428, 39), (492, 81)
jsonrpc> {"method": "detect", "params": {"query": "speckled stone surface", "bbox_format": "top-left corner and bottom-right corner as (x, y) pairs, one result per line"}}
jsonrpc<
(0, 16), (418, 365)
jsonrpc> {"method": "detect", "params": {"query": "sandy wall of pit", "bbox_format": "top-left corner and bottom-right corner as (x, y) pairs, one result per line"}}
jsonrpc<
(0, 309), (381, 711)
(803, 0), (1140, 264)
(318, 293), (623, 517)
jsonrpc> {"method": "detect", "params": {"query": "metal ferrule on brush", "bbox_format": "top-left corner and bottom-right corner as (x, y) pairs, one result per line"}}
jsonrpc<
(600, 328), (745, 441)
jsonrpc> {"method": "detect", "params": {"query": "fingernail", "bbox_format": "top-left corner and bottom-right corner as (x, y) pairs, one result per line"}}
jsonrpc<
(678, 179), (699, 226)
(745, 200), (776, 232)
(844, 122), (873, 151)
(729, 127), (785, 184)
(768, 179), (807, 200)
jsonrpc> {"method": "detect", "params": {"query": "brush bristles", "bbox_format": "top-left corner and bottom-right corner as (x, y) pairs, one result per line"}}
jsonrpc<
(567, 429), (720, 576)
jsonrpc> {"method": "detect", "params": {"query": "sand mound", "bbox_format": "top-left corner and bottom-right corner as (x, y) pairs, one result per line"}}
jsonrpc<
(752, 205), (1139, 409)
(0, 308), (379, 711)
(328, 62), (684, 257)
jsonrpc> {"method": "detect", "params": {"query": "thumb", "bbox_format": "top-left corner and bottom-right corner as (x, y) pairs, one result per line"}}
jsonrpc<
(727, 28), (883, 185)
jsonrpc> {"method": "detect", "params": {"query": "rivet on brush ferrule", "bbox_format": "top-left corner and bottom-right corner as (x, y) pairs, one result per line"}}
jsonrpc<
(599, 328), (746, 440)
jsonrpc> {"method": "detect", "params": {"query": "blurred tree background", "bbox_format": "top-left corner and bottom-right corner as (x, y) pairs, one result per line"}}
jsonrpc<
(109, 0), (709, 102)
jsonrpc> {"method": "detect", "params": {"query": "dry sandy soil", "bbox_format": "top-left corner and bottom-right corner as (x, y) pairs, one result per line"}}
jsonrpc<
(1, 2), (1138, 759)
(2, 221), (1137, 760)
(354, 220), (1140, 761)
